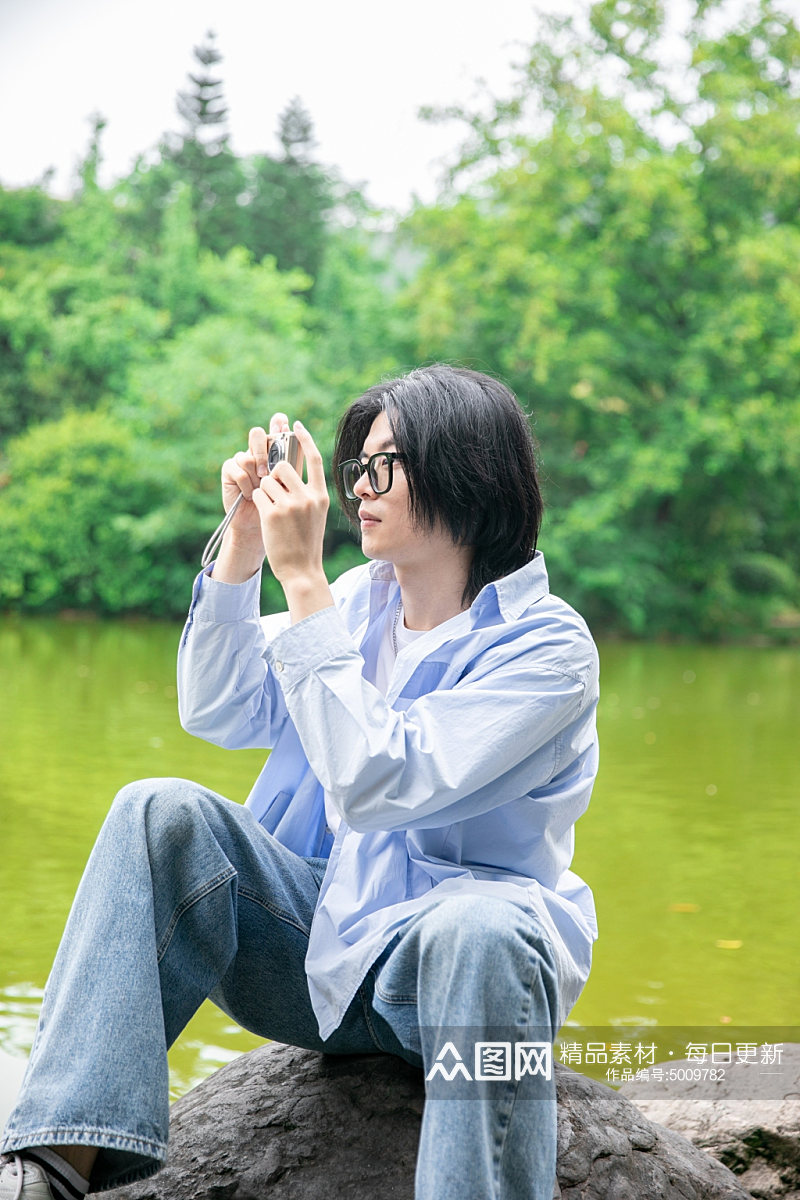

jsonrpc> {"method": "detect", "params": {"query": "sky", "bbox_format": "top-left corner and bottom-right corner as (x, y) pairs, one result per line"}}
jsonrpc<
(0, 0), (560, 212)
(4, 0), (799, 214)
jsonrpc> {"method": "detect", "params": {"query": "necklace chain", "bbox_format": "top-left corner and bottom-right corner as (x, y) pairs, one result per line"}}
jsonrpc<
(391, 596), (403, 656)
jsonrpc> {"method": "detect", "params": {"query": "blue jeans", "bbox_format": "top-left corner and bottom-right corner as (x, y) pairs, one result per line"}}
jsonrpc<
(1, 779), (559, 1198)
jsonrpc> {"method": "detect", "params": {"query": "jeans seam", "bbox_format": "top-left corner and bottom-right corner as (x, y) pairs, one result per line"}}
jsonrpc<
(358, 972), (386, 1052)
(374, 980), (417, 1004)
(1, 1126), (167, 1157)
(237, 886), (313, 939)
(156, 866), (236, 962)
(491, 934), (547, 1194)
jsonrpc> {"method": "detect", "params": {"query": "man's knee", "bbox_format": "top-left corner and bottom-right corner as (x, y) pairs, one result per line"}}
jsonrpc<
(418, 894), (549, 968)
(107, 777), (215, 845)
(406, 893), (560, 1034)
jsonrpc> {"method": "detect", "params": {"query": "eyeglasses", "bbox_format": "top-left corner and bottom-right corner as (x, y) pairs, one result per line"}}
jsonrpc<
(339, 452), (404, 499)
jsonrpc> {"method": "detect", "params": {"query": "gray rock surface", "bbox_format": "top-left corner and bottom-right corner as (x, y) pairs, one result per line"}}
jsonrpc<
(619, 1045), (800, 1200)
(106, 1042), (753, 1199)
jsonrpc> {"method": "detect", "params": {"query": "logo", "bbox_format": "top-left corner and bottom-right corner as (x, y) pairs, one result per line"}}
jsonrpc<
(425, 1042), (472, 1081)
(426, 1041), (552, 1083)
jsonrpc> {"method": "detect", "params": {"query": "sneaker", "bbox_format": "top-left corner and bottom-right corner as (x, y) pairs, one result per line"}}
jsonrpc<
(0, 1155), (54, 1200)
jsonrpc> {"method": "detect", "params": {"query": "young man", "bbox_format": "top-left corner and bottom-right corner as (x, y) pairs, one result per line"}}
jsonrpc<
(1, 365), (599, 1199)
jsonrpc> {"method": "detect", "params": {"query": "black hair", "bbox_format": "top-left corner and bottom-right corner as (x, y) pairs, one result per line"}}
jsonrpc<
(333, 364), (544, 605)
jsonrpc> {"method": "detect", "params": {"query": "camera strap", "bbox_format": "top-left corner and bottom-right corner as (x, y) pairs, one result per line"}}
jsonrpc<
(200, 492), (245, 568)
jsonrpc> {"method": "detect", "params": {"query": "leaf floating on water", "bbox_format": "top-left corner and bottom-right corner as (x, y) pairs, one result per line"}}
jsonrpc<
(715, 939), (743, 950)
(608, 1015), (658, 1028)
(667, 902), (700, 912)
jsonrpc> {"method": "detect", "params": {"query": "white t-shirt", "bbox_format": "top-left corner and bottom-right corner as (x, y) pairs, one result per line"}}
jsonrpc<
(325, 603), (425, 835)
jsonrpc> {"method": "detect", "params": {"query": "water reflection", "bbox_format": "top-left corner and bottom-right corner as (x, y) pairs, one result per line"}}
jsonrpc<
(1, 616), (798, 1108)
(0, 984), (43, 1057)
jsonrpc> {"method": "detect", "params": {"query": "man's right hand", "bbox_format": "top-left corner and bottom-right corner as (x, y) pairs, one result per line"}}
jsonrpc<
(214, 413), (291, 583)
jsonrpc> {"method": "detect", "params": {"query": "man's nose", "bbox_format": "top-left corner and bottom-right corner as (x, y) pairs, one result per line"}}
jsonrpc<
(353, 469), (375, 498)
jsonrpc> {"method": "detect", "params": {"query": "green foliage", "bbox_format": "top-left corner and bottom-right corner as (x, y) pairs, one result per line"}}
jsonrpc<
(0, 172), (369, 613)
(0, 248), (169, 441)
(0, 183), (62, 245)
(399, 0), (800, 638)
(0, 4), (798, 638)
(161, 32), (249, 256)
(176, 31), (228, 137)
(239, 98), (334, 279)
(311, 223), (410, 393)
(164, 138), (248, 258)
(243, 152), (331, 279)
(0, 410), (176, 612)
(121, 63), (333, 274)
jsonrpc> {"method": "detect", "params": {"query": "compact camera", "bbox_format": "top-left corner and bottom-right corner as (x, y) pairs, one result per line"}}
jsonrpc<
(200, 431), (305, 567)
(266, 431), (303, 475)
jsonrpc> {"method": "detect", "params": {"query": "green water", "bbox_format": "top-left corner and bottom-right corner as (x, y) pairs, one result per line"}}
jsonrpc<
(1, 616), (798, 1115)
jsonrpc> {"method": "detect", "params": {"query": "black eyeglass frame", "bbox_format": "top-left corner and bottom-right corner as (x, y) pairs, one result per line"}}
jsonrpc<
(339, 451), (405, 499)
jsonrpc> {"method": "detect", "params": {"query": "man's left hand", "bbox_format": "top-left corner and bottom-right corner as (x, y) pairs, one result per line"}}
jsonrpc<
(251, 422), (332, 611)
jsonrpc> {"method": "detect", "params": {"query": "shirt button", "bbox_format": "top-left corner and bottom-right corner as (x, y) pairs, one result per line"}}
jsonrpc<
(275, 660), (284, 672)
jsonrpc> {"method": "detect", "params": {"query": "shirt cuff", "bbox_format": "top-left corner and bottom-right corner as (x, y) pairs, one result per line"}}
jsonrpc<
(192, 565), (263, 624)
(262, 604), (356, 687)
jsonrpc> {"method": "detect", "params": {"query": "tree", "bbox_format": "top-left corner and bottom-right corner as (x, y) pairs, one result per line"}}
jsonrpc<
(0, 410), (167, 612)
(278, 96), (316, 162)
(116, 51), (338, 278)
(144, 32), (248, 257)
(176, 31), (228, 143)
(0, 176), (167, 443)
(156, 182), (202, 328)
(0, 182), (62, 246)
(400, 0), (800, 638)
(243, 98), (334, 279)
(312, 220), (410, 394)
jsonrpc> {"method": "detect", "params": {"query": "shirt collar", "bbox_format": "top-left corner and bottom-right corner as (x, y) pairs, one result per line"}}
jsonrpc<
(368, 551), (550, 623)
(368, 560), (398, 583)
(473, 551), (550, 621)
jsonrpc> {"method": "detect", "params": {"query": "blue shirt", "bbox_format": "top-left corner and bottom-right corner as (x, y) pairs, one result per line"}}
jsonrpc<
(178, 552), (599, 1040)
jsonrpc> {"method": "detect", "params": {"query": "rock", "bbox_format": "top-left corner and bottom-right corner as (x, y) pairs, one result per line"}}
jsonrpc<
(105, 1042), (752, 1200)
(552, 1063), (751, 1199)
(618, 1045), (800, 1200)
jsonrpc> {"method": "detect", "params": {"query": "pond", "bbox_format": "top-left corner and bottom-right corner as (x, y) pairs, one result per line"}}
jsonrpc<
(1, 615), (797, 1119)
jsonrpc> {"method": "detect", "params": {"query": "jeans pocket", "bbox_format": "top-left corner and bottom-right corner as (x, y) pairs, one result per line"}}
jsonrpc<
(372, 931), (418, 1005)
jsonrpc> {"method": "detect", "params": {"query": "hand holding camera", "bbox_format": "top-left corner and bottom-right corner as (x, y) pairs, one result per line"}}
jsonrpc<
(203, 416), (329, 602)
(203, 416), (305, 569)
(251, 420), (329, 592)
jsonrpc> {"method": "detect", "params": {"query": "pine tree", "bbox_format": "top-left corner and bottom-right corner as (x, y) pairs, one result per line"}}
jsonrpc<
(168, 32), (246, 255)
(244, 98), (332, 280)
(176, 32), (228, 146)
(278, 96), (316, 162)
